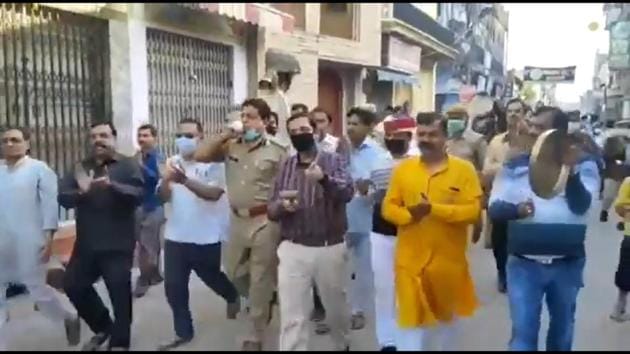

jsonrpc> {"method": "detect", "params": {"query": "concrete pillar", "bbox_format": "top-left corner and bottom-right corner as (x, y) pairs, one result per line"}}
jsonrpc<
(109, 12), (149, 156)
(623, 99), (630, 120)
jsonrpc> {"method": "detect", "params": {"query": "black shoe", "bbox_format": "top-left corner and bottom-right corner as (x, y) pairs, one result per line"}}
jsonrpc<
(601, 210), (609, 222)
(498, 279), (507, 294)
(6, 283), (28, 299)
(149, 270), (164, 286)
(310, 308), (326, 322)
(133, 277), (150, 299)
(82, 332), (110, 351)
(314, 322), (331, 335)
(64, 316), (81, 346)
(617, 221), (625, 231)
(157, 337), (192, 351)
(381, 345), (397, 351)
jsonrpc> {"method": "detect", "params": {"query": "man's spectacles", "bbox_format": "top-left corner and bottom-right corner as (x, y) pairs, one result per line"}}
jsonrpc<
(175, 133), (195, 139)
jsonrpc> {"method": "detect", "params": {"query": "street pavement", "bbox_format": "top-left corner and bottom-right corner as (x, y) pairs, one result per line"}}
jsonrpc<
(5, 200), (630, 351)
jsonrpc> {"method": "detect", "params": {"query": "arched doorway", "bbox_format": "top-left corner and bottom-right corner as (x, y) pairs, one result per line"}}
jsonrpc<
(318, 68), (343, 136)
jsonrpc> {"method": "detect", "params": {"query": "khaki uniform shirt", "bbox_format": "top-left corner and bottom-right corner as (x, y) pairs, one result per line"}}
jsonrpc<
(446, 130), (487, 171)
(224, 136), (289, 210)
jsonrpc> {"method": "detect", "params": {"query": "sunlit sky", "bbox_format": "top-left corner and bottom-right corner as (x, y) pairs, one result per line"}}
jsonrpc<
(504, 3), (609, 104)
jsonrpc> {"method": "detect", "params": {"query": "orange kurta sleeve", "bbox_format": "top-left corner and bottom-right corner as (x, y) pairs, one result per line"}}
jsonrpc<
(431, 163), (483, 224)
(382, 164), (413, 226)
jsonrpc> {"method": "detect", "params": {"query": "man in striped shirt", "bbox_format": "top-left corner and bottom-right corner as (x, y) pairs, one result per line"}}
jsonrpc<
(268, 112), (354, 351)
(370, 118), (416, 351)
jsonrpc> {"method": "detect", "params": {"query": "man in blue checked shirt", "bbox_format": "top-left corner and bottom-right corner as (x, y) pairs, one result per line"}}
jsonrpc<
(133, 124), (167, 298)
(344, 107), (389, 331)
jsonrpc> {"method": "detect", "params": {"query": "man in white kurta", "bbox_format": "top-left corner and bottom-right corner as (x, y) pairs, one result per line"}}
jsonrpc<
(0, 127), (80, 349)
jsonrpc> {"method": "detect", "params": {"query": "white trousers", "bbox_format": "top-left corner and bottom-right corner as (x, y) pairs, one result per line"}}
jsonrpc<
(0, 265), (75, 350)
(370, 232), (397, 348)
(346, 232), (374, 315)
(603, 178), (622, 211)
(277, 241), (349, 351)
(396, 320), (459, 351)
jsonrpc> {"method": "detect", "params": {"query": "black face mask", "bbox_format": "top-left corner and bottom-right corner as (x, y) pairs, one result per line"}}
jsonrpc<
(290, 133), (316, 152)
(384, 138), (407, 155)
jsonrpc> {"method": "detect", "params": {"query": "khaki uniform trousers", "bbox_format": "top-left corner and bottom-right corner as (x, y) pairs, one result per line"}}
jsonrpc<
(223, 212), (280, 343)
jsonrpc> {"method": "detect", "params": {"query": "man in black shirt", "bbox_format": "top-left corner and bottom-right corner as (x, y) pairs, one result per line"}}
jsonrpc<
(59, 122), (144, 351)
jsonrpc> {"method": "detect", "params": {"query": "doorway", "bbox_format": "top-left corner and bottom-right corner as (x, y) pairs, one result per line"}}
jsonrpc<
(318, 68), (343, 136)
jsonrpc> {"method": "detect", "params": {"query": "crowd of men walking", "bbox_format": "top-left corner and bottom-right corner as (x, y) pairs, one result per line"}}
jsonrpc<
(1, 92), (630, 351)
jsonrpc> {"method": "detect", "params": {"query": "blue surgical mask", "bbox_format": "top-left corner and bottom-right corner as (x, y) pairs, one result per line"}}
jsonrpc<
(447, 119), (466, 138)
(175, 137), (198, 156)
(243, 128), (262, 143)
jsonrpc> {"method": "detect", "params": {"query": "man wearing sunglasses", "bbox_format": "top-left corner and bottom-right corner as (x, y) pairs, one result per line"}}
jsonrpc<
(195, 98), (289, 351)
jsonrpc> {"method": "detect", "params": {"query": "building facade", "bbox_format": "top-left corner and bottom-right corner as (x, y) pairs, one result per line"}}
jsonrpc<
(260, 3), (382, 135)
(434, 3), (509, 112)
(0, 2), (294, 165)
(604, 3), (630, 121)
(373, 3), (457, 114)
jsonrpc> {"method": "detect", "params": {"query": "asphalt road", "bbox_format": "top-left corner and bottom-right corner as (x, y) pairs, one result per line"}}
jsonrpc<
(5, 201), (630, 351)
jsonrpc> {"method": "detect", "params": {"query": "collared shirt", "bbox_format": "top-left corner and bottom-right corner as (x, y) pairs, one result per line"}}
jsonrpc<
(268, 150), (354, 247)
(446, 129), (487, 171)
(346, 137), (388, 234)
(224, 135), (289, 209)
(58, 153), (144, 253)
(138, 148), (165, 212)
(163, 156), (229, 245)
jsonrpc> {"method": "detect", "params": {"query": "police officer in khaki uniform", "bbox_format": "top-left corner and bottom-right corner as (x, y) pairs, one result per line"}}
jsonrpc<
(444, 105), (488, 245)
(195, 98), (288, 351)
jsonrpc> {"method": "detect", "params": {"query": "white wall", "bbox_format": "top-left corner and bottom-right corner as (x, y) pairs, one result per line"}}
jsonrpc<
(109, 18), (149, 156)
(233, 43), (248, 105)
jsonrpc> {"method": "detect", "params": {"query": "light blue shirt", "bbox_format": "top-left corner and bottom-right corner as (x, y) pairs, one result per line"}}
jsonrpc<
(346, 137), (387, 234)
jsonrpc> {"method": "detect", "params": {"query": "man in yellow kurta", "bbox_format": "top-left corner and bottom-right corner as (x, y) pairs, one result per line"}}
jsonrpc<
(382, 112), (482, 351)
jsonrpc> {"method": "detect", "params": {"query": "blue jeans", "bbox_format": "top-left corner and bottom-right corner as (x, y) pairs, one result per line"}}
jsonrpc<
(507, 255), (586, 351)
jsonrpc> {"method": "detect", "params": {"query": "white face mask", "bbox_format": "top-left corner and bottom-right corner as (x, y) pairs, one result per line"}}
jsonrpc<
(568, 122), (581, 133)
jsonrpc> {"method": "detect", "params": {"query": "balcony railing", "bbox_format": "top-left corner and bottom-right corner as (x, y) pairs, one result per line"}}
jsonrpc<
(393, 3), (454, 46)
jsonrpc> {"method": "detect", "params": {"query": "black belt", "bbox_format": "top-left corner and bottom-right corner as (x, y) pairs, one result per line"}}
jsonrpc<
(284, 238), (344, 248)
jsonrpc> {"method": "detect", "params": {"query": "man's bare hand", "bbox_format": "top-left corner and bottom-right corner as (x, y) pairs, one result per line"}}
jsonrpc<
(39, 240), (52, 264)
(75, 167), (94, 193)
(471, 223), (482, 244)
(355, 179), (371, 196)
(281, 198), (299, 213)
(304, 163), (324, 182)
(165, 161), (187, 184)
(90, 166), (111, 189)
(517, 199), (535, 219)
(408, 203), (431, 222)
(615, 204), (630, 219)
